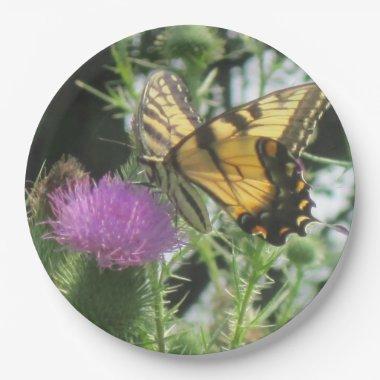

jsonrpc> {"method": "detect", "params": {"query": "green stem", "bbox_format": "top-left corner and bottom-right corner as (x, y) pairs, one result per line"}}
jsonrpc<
(148, 262), (166, 353)
(301, 152), (352, 168)
(129, 57), (165, 70)
(75, 80), (130, 112)
(277, 267), (304, 326)
(197, 236), (222, 293)
(110, 45), (138, 99)
(185, 60), (204, 108)
(230, 268), (260, 349)
(197, 68), (218, 98)
(250, 283), (290, 327)
(258, 50), (267, 97)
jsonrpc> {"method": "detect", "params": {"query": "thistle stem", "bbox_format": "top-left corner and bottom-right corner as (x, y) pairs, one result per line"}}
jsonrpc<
(148, 262), (166, 353)
(277, 267), (304, 326)
(197, 236), (222, 293)
(230, 268), (260, 349)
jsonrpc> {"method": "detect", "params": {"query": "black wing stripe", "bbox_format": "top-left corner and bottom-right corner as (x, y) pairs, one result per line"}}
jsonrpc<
(178, 183), (208, 230)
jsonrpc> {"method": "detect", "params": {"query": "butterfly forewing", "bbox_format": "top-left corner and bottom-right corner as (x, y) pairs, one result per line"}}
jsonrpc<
(175, 83), (329, 157)
(135, 70), (202, 157)
(134, 70), (212, 233)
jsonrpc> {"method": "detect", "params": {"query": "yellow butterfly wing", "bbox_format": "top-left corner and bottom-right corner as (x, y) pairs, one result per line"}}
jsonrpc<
(134, 70), (211, 233)
(169, 134), (314, 245)
(135, 72), (329, 243)
(176, 83), (329, 157)
(167, 83), (329, 245)
(134, 70), (201, 157)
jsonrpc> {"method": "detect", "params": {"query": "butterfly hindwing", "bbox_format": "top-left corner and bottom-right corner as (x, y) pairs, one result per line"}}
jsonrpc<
(170, 135), (314, 245)
(165, 168), (212, 233)
(236, 138), (315, 245)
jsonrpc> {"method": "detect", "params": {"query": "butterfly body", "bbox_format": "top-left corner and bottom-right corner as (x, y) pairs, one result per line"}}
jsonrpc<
(133, 70), (329, 245)
(139, 154), (212, 233)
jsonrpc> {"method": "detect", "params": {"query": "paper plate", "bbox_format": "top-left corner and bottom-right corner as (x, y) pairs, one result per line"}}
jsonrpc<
(25, 26), (354, 354)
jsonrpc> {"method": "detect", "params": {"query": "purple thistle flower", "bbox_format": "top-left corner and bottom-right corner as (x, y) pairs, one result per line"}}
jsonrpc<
(46, 174), (180, 269)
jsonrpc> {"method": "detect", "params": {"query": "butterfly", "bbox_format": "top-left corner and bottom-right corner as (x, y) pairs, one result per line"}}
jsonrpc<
(133, 70), (330, 246)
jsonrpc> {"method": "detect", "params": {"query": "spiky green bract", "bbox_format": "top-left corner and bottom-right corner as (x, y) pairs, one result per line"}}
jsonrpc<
(30, 222), (154, 342)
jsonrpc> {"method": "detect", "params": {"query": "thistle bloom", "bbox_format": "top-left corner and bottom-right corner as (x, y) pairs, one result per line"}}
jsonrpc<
(46, 175), (179, 269)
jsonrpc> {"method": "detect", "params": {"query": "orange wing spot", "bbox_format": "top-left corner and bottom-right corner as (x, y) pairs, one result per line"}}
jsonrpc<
(299, 199), (309, 210)
(264, 140), (278, 157)
(296, 180), (306, 192)
(252, 225), (268, 238)
(279, 227), (291, 236)
(296, 215), (309, 226)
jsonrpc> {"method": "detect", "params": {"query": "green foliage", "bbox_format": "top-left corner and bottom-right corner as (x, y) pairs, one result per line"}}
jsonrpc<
(227, 239), (284, 349)
(156, 26), (224, 64)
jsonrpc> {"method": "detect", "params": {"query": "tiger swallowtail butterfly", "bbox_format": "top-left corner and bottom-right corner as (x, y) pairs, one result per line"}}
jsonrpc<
(133, 70), (330, 246)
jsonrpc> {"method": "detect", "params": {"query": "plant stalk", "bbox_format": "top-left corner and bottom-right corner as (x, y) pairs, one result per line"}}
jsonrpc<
(148, 262), (166, 353)
(277, 266), (304, 326)
(258, 50), (267, 97)
(230, 268), (259, 349)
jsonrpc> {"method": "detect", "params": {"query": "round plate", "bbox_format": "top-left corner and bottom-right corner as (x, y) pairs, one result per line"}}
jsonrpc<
(25, 25), (354, 354)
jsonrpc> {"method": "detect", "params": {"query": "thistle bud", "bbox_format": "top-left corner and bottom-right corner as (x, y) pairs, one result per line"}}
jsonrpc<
(286, 237), (319, 266)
